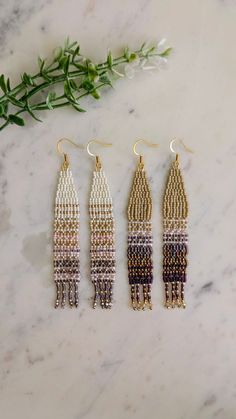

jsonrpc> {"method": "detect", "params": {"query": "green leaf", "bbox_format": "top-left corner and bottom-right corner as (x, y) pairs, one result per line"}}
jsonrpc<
(3, 102), (8, 114)
(64, 38), (77, 51)
(99, 74), (112, 86)
(0, 74), (7, 93)
(129, 53), (137, 62)
(73, 62), (87, 71)
(54, 47), (63, 61)
(6, 78), (11, 91)
(0, 104), (5, 116)
(159, 47), (172, 57)
(91, 89), (100, 99)
(124, 47), (130, 61)
(72, 45), (80, 61)
(46, 91), (56, 110)
(41, 71), (51, 82)
(88, 62), (98, 81)
(59, 56), (66, 68)
(22, 72), (34, 86)
(59, 56), (70, 74)
(81, 79), (94, 91)
(88, 62), (96, 72)
(107, 51), (113, 68)
(72, 103), (86, 112)
(38, 57), (45, 72)
(8, 114), (25, 126)
(64, 81), (71, 98)
(69, 80), (78, 90)
(64, 81), (74, 100)
(69, 41), (77, 49)
(64, 37), (70, 50)
(64, 37), (78, 54)
(7, 95), (24, 107)
(27, 105), (42, 122)
(147, 46), (156, 54)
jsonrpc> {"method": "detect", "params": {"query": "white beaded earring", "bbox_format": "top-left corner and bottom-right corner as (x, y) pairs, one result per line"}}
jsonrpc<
(87, 140), (116, 309)
(53, 138), (83, 309)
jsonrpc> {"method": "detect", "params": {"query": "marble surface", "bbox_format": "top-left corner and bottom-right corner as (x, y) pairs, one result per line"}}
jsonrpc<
(1, 1), (236, 418)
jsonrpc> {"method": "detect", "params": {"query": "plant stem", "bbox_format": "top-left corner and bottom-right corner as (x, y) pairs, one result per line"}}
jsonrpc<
(0, 40), (172, 131)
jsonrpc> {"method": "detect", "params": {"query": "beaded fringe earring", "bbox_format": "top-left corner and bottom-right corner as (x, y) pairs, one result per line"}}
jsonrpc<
(88, 140), (116, 309)
(127, 139), (158, 310)
(162, 139), (193, 309)
(53, 138), (83, 309)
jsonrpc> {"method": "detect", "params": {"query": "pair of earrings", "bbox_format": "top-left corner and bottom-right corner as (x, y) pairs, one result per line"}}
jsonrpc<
(127, 139), (192, 310)
(53, 138), (115, 309)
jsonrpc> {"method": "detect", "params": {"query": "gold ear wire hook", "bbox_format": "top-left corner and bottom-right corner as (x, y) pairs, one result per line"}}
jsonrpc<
(133, 139), (159, 165)
(170, 139), (194, 161)
(87, 140), (112, 170)
(57, 138), (84, 163)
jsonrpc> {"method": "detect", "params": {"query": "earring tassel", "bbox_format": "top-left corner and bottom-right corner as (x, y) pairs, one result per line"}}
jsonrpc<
(89, 168), (116, 308)
(127, 159), (154, 310)
(163, 155), (188, 309)
(53, 159), (80, 308)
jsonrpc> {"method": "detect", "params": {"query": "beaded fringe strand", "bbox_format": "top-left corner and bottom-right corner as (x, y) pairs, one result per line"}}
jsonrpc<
(127, 157), (153, 310)
(53, 159), (80, 308)
(89, 160), (115, 308)
(163, 154), (188, 309)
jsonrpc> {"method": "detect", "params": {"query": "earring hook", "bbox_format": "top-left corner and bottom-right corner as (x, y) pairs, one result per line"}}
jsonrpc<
(133, 139), (159, 165)
(87, 140), (112, 170)
(57, 138), (84, 163)
(133, 139), (159, 156)
(170, 138), (194, 160)
(86, 140), (112, 157)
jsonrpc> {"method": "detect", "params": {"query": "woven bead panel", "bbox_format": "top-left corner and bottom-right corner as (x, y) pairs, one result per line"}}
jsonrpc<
(53, 161), (80, 308)
(127, 161), (153, 310)
(89, 168), (115, 309)
(163, 156), (188, 309)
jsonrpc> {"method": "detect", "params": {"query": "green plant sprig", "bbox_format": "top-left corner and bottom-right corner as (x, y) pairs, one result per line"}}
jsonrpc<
(0, 38), (172, 131)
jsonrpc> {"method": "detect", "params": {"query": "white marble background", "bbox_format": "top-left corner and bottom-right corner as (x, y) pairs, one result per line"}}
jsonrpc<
(0, 0), (236, 418)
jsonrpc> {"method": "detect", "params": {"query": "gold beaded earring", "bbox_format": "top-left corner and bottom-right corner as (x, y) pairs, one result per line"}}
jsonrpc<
(53, 138), (83, 309)
(87, 140), (116, 309)
(162, 139), (193, 309)
(127, 139), (159, 310)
